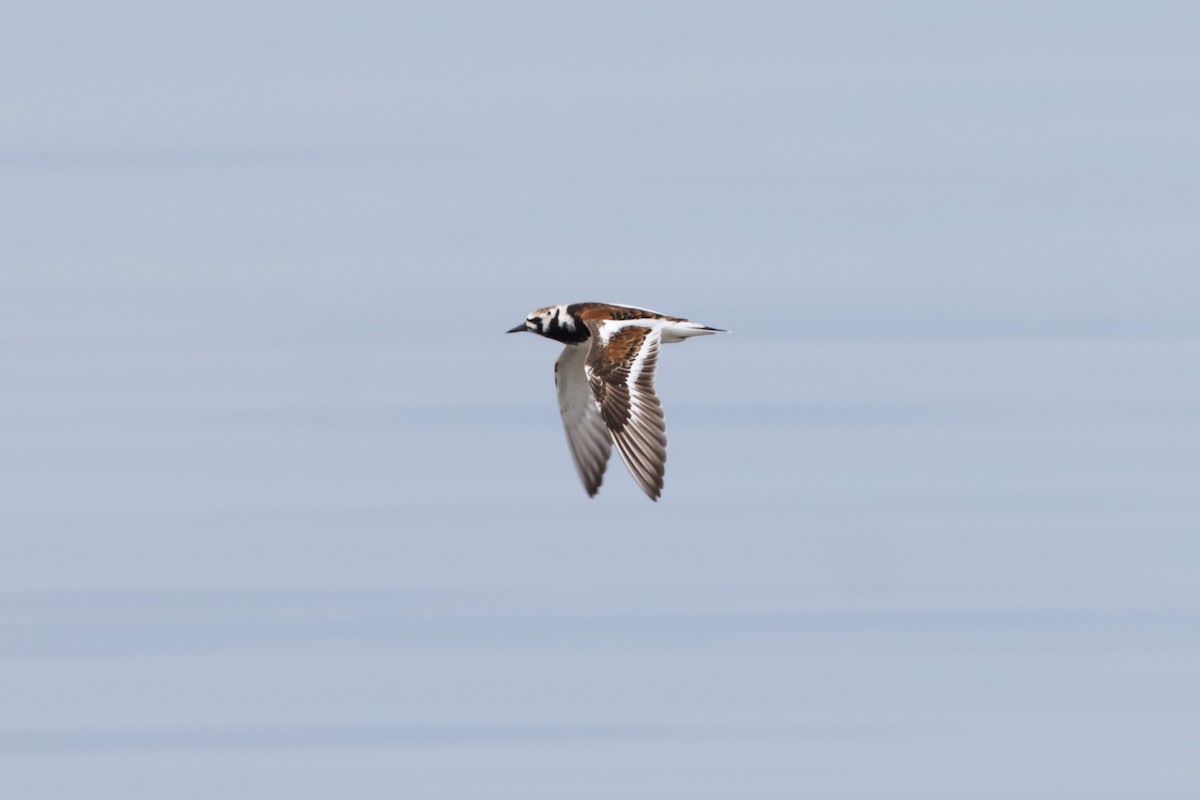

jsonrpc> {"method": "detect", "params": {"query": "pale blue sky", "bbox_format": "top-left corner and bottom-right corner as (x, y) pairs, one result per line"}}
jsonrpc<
(3, 3), (1199, 798)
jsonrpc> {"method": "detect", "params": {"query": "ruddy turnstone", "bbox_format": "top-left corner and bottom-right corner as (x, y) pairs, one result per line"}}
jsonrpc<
(507, 302), (726, 500)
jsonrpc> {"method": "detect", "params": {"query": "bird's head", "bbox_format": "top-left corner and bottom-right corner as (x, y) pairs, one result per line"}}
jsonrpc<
(506, 305), (571, 338)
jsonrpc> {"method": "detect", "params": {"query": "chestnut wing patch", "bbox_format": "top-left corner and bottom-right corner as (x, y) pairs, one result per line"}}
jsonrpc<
(572, 303), (670, 324)
(585, 323), (668, 500)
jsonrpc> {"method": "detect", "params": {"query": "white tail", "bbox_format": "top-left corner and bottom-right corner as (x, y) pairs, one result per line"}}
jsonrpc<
(661, 320), (727, 344)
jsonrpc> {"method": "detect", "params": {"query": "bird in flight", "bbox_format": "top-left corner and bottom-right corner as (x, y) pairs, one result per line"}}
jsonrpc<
(507, 302), (726, 500)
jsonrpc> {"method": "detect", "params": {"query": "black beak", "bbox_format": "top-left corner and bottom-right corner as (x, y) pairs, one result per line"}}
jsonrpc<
(506, 323), (529, 333)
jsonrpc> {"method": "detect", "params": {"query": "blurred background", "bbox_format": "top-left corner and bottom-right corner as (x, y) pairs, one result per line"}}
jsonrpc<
(3, 2), (1199, 797)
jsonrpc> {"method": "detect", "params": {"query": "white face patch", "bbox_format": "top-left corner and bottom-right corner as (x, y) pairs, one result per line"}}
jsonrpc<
(530, 305), (572, 336)
(530, 306), (558, 333)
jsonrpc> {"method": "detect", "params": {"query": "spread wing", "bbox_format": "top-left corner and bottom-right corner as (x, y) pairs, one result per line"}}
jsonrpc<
(584, 321), (668, 500)
(555, 343), (613, 497)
